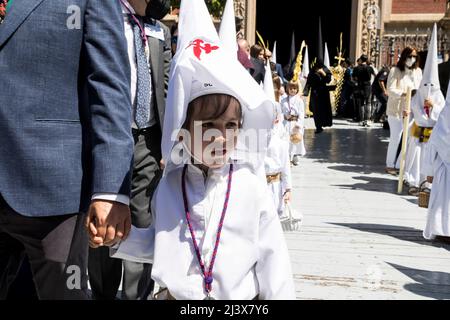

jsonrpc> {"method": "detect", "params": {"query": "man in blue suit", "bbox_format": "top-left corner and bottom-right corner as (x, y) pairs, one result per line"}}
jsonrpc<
(0, 0), (134, 299)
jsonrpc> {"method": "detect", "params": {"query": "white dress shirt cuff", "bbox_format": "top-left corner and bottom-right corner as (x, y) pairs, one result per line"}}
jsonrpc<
(92, 193), (130, 206)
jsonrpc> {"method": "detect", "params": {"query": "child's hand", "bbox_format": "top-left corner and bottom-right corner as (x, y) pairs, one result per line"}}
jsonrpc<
(283, 191), (291, 204)
(424, 99), (433, 108)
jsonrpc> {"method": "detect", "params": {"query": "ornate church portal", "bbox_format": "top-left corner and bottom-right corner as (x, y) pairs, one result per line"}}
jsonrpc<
(236, 0), (448, 68)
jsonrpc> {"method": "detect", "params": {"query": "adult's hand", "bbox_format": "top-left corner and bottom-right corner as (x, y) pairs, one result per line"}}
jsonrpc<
(86, 200), (131, 248)
(427, 176), (434, 184)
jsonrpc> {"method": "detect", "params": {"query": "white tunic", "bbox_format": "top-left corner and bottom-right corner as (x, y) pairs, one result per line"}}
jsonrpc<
(265, 129), (292, 216)
(404, 92), (445, 187)
(423, 151), (450, 239)
(423, 103), (450, 240)
(111, 163), (296, 300)
(281, 95), (306, 157)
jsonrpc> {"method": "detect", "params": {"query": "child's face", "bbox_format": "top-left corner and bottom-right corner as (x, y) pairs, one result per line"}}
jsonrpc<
(288, 87), (298, 96)
(185, 97), (241, 169)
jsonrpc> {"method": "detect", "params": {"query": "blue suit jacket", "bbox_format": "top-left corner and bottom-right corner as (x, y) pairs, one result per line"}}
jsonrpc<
(0, 0), (134, 216)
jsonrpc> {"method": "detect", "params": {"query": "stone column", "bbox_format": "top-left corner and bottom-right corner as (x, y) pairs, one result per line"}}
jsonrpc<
(245, 0), (257, 45)
(350, 0), (363, 61)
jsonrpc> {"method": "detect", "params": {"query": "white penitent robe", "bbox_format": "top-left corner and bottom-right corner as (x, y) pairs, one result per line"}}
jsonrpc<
(423, 101), (450, 240)
(265, 128), (292, 216)
(111, 163), (296, 300)
(423, 150), (450, 239)
(281, 95), (306, 157)
(404, 93), (445, 187)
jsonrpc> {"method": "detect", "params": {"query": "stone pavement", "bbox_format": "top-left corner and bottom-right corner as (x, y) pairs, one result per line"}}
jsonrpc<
(287, 118), (450, 300)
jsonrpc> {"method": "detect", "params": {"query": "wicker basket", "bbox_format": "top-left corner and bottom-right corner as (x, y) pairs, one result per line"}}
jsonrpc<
(418, 181), (430, 209)
(290, 132), (303, 144)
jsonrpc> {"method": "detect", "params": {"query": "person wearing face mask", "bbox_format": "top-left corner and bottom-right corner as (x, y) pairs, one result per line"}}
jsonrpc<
(385, 47), (422, 175)
(88, 0), (171, 300)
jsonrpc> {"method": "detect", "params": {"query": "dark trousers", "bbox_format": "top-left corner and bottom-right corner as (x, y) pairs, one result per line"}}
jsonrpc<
(355, 85), (372, 122)
(88, 125), (162, 300)
(373, 93), (388, 122)
(0, 196), (89, 300)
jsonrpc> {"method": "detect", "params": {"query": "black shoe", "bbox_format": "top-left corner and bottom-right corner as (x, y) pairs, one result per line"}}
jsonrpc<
(315, 128), (323, 134)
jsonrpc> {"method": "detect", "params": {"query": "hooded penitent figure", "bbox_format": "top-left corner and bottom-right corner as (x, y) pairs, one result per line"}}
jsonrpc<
(263, 65), (292, 217)
(404, 24), (446, 192)
(110, 0), (296, 300)
(423, 79), (450, 240)
(304, 59), (333, 133)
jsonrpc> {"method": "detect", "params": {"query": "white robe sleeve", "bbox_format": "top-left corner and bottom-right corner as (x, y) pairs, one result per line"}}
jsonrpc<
(430, 94), (446, 122)
(296, 98), (305, 128)
(255, 192), (296, 300)
(281, 142), (292, 191)
(109, 226), (155, 264)
(423, 144), (438, 178)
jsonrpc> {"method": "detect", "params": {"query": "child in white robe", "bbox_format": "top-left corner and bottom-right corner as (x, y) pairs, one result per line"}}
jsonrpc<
(265, 103), (292, 217)
(109, 0), (296, 300)
(281, 81), (306, 166)
(423, 81), (450, 241)
(404, 25), (445, 195)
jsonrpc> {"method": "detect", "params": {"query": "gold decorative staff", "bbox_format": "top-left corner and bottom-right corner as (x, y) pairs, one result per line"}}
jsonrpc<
(331, 33), (346, 114)
(256, 30), (268, 51)
(292, 41), (306, 83)
(334, 33), (346, 66)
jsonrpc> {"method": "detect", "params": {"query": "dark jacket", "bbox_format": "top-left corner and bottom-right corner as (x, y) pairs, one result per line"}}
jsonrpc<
(439, 60), (450, 98)
(143, 17), (172, 132)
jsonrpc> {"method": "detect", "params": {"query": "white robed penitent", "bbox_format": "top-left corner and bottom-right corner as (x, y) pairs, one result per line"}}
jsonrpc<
(423, 79), (450, 240)
(110, 0), (296, 300)
(281, 94), (306, 158)
(262, 66), (292, 216)
(404, 24), (445, 189)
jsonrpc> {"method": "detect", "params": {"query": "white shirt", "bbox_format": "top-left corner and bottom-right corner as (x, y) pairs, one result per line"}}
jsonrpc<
(121, 1), (156, 128)
(111, 163), (296, 300)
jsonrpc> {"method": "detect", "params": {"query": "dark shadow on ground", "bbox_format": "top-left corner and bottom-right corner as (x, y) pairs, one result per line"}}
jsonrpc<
(332, 175), (398, 194)
(304, 124), (390, 175)
(329, 223), (450, 251)
(387, 262), (450, 300)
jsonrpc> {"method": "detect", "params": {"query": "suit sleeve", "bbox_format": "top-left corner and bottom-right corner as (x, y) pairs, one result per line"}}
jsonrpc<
(162, 23), (172, 97)
(255, 189), (296, 300)
(83, 0), (134, 196)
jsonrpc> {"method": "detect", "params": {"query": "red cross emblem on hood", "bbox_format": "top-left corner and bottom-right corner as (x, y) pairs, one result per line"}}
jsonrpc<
(187, 39), (219, 61)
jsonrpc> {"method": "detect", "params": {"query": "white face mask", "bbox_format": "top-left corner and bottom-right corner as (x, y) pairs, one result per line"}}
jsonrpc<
(406, 57), (416, 68)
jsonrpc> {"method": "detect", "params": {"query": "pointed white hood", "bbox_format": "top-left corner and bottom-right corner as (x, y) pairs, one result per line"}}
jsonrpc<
(263, 60), (275, 102)
(272, 41), (277, 64)
(163, 0), (274, 174)
(301, 45), (310, 80)
(218, 0), (238, 59)
(324, 42), (330, 68)
(411, 23), (446, 126)
(419, 24), (441, 97)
